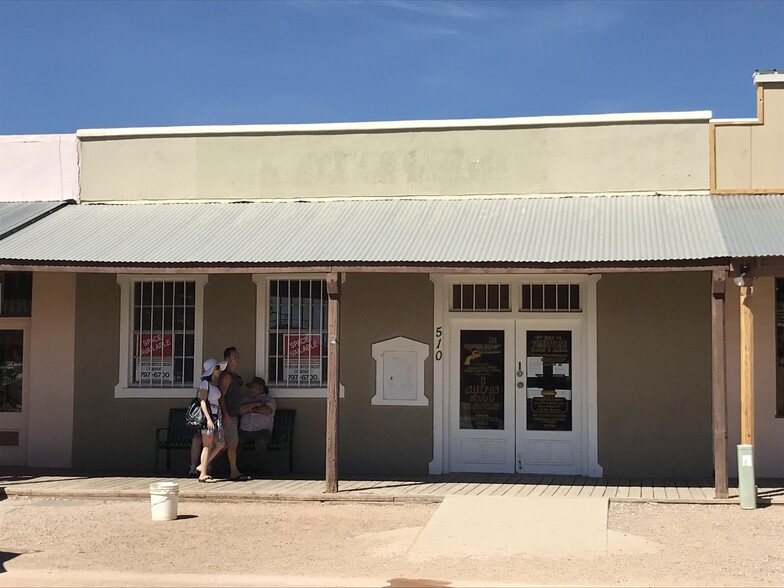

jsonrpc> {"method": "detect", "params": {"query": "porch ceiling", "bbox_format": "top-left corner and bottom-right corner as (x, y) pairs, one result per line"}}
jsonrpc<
(0, 194), (776, 268)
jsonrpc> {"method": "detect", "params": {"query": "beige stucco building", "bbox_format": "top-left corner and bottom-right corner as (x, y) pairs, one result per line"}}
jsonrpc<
(2, 71), (784, 491)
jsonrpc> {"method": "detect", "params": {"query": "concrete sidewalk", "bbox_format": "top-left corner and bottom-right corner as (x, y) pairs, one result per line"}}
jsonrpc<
(410, 496), (609, 558)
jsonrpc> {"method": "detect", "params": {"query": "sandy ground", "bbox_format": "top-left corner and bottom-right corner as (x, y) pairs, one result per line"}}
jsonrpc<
(1, 497), (784, 586)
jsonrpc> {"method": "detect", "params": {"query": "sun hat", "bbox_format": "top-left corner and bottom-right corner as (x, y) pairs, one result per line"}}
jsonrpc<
(201, 358), (227, 378)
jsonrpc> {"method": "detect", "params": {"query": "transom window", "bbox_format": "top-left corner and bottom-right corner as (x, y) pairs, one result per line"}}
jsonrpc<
(268, 279), (328, 388)
(451, 284), (511, 312)
(521, 284), (581, 312)
(131, 280), (196, 388)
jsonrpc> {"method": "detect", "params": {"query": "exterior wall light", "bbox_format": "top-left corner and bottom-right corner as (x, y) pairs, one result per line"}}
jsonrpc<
(733, 264), (750, 287)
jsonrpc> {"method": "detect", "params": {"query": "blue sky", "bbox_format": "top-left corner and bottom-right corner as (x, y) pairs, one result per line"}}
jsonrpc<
(0, 0), (782, 134)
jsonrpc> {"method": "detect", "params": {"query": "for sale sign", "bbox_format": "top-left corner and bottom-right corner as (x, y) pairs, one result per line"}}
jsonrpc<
(283, 334), (322, 385)
(135, 333), (175, 382)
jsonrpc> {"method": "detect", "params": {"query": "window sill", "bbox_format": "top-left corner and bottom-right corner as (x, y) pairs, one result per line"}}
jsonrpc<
(114, 386), (196, 399)
(270, 384), (345, 399)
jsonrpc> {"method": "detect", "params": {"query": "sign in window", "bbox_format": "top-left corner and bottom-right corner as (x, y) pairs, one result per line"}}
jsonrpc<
(459, 330), (504, 430)
(526, 330), (572, 431)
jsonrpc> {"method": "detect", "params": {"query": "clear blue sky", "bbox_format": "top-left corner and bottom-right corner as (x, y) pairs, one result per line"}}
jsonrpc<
(0, 0), (782, 134)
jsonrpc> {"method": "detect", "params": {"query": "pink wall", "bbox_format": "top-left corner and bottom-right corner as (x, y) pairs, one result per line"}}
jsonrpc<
(0, 135), (78, 202)
(27, 273), (76, 467)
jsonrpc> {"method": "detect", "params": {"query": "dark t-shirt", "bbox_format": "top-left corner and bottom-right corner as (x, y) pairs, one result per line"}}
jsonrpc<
(224, 372), (243, 418)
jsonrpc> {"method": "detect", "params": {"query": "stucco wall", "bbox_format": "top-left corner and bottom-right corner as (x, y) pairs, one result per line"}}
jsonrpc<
(27, 273), (76, 467)
(338, 273), (434, 475)
(714, 84), (784, 191)
(596, 272), (712, 477)
(72, 273), (258, 471)
(72, 272), (433, 474)
(79, 122), (709, 202)
(0, 135), (79, 202)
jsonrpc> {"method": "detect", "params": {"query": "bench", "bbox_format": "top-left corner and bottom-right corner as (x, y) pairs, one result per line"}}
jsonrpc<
(154, 407), (194, 472)
(239, 409), (296, 473)
(155, 407), (296, 473)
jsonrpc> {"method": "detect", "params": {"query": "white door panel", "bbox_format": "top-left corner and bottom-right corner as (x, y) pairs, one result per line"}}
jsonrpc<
(515, 320), (583, 475)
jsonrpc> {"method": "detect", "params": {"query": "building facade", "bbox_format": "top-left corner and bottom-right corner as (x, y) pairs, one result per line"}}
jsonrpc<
(2, 72), (783, 488)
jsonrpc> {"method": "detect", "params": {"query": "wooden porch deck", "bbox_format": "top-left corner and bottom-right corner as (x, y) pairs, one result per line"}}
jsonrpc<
(3, 472), (784, 504)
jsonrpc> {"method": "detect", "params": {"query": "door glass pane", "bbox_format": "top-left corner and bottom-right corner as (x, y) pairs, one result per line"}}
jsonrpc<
(0, 330), (23, 412)
(526, 330), (572, 431)
(459, 330), (504, 430)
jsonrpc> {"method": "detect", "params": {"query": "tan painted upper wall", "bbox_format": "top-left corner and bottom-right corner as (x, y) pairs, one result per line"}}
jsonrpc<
(714, 84), (784, 192)
(79, 122), (709, 201)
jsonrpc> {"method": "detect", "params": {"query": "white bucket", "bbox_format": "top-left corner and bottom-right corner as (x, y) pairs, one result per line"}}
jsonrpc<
(149, 481), (179, 521)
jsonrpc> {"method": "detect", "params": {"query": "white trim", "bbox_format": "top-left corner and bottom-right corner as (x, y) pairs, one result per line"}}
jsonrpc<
(76, 111), (712, 139)
(429, 275), (446, 474)
(271, 384), (345, 399)
(371, 337), (429, 407)
(754, 71), (784, 85)
(584, 275), (602, 477)
(252, 273), (344, 399)
(114, 274), (207, 399)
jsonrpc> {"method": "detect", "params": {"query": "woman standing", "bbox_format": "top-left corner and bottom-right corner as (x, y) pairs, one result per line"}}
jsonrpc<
(196, 358), (226, 483)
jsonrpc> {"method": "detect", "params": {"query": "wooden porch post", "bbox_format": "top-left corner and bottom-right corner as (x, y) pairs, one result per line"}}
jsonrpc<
(711, 270), (728, 499)
(740, 284), (754, 446)
(325, 272), (341, 493)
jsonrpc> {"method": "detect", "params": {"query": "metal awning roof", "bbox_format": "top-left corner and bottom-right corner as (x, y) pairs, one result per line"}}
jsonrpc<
(0, 201), (69, 240)
(0, 194), (781, 268)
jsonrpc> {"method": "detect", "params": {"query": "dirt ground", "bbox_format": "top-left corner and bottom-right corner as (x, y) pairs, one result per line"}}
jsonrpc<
(1, 497), (784, 586)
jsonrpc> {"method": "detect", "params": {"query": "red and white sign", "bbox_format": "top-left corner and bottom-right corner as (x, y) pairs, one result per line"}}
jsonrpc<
(136, 333), (174, 382)
(137, 333), (173, 358)
(283, 334), (322, 384)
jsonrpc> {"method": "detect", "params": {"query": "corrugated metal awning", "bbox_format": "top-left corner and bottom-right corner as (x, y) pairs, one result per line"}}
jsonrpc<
(0, 201), (69, 240)
(0, 194), (781, 268)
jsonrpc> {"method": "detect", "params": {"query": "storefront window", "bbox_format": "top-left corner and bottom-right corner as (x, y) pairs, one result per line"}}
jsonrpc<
(776, 279), (784, 416)
(268, 279), (328, 388)
(131, 280), (196, 388)
(0, 330), (23, 412)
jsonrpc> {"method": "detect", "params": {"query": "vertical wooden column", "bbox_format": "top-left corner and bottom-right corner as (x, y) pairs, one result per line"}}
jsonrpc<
(711, 270), (728, 499)
(740, 284), (755, 445)
(325, 272), (341, 493)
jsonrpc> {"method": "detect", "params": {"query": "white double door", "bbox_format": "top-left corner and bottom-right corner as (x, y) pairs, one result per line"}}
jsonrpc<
(448, 318), (584, 475)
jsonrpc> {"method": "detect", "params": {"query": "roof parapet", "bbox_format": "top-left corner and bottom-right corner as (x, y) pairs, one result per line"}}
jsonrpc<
(753, 70), (784, 85)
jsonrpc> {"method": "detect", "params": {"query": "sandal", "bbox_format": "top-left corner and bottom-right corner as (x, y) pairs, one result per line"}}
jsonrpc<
(230, 475), (250, 482)
(198, 476), (217, 484)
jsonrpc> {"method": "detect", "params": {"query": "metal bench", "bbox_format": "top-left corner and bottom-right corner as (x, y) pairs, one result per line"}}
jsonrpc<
(154, 407), (194, 472)
(239, 408), (296, 473)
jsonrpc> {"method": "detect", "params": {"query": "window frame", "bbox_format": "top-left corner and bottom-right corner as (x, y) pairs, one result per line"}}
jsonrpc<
(253, 274), (344, 399)
(114, 274), (207, 399)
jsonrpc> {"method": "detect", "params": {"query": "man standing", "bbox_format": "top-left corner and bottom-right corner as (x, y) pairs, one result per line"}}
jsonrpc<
(218, 346), (248, 481)
(238, 376), (276, 475)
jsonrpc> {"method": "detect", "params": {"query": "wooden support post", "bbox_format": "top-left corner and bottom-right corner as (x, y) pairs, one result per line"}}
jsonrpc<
(325, 272), (341, 493)
(711, 270), (728, 499)
(740, 284), (754, 446)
